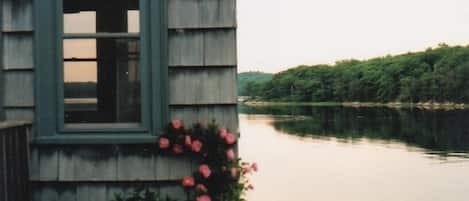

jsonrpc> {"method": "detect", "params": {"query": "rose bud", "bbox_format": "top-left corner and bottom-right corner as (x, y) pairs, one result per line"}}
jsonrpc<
(185, 135), (192, 147)
(226, 148), (236, 161)
(251, 162), (258, 172)
(172, 144), (184, 154)
(181, 176), (195, 187)
(198, 164), (212, 178)
(219, 128), (228, 139)
(191, 140), (203, 153)
(171, 119), (182, 129)
(196, 184), (208, 193)
(224, 133), (236, 145)
(159, 138), (170, 149)
(196, 195), (211, 201)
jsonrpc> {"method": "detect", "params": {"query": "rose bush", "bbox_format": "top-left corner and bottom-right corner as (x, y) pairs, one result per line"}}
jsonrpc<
(112, 120), (257, 201)
(157, 120), (257, 201)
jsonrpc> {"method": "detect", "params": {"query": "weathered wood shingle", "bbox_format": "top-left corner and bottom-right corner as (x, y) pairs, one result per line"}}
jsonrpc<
(3, 71), (34, 107)
(117, 146), (156, 180)
(4, 108), (34, 121)
(1, 33), (34, 70)
(32, 183), (186, 201)
(169, 29), (237, 67)
(170, 105), (239, 133)
(169, 30), (204, 66)
(168, 0), (236, 29)
(1, 0), (34, 32)
(30, 145), (200, 182)
(169, 68), (237, 105)
(1, 0), (35, 122)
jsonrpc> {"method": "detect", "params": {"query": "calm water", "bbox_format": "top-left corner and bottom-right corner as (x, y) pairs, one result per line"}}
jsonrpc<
(238, 105), (469, 201)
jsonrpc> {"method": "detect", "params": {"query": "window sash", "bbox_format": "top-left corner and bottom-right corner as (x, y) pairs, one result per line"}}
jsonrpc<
(57, 0), (151, 133)
(63, 33), (140, 39)
(33, 0), (168, 143)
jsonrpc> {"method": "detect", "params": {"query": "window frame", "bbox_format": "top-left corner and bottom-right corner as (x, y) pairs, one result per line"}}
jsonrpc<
(34, 0), (168, 144)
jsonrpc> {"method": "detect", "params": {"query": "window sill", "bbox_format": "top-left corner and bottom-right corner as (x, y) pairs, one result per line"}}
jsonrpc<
(32, 134), (158, 144)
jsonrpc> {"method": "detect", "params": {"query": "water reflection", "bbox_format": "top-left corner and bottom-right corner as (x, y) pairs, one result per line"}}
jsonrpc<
(239, 105), (469, 158)
(238, 110), (469, 201)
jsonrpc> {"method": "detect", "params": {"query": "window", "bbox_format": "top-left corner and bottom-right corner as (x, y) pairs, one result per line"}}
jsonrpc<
(62, 0), (141, 126)
(34, 0), (167, 143)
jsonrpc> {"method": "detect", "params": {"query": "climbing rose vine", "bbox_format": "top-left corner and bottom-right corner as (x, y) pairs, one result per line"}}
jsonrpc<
(112, 120), (257, 201)
(159, 120), (258, 201)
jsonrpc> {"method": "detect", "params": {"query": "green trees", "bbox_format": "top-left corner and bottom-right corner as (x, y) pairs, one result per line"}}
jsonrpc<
(237, 72), (273, 97)
(243, 44), (469, 103)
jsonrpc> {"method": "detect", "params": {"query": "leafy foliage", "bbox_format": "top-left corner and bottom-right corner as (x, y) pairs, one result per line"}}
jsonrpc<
(112, 188), (178, 201)
(238, 72), (273, 96)
(157, 120), (257, 201)
(114, 120), (257, 201)
(242, 44), (469, 103)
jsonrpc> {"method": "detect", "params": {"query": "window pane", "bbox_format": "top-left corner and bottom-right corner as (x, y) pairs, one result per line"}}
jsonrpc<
(63, 0), (140, 34)
(64, 39), (96, 58)
(63, 38), (141, 124)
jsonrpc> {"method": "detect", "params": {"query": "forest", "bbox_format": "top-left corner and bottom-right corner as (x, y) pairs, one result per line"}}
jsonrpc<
(242, 44), (469, 103)
(238, 72), (273, 96)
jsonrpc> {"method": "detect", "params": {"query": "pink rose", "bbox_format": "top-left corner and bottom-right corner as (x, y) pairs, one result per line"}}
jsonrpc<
(199, 164), (212, 178)
(196, 184), (208, 193)
(224, 133), (236, 145)
(226, 148), (236, 161)
(159, 138), (170, 149)
(196, 195), (211, 201)
(171, 119), (182, 129)
(172, 144), (183, 154)
(247, 184), (254, 190)
(219, 128), (228, 139)
(192, 140), (203, 153)
(185, 135), (192, 147)
(230, 167), (238, 178)
(181, 176), (195, 187)
(251, 163), (258, 172)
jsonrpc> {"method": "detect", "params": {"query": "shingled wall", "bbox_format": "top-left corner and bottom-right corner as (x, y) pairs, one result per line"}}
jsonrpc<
(0, 0), (238, 200)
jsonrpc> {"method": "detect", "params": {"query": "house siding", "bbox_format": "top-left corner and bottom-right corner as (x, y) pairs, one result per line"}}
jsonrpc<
(0, 0), (237, 200)
(1, 0), (35, 121)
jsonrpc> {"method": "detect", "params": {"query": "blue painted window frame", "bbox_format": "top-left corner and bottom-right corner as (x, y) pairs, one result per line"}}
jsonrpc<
(33, 0), (168, 144)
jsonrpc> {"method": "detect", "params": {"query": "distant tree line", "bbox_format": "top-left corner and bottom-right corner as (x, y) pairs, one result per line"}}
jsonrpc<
(238, 72), (273, 96)
(244, 44), (469, 103)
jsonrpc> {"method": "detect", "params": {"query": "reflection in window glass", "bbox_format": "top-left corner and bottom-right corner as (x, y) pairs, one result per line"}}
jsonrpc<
(63, 0), (140, 34)
(63, 39), (141, 123)
(64, 39), (96, 58)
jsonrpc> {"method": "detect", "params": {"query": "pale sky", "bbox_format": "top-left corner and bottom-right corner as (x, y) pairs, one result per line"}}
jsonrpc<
(237, 0), (469, 73)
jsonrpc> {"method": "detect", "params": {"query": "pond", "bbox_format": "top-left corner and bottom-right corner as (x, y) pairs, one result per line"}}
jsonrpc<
(238, 105), (469, 201)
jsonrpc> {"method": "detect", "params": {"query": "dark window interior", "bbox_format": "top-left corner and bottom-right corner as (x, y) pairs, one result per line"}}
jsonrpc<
(62, 0), (141, 124)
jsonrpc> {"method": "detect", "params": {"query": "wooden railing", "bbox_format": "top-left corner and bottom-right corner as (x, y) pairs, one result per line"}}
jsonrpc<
(0, 121), (32, 201)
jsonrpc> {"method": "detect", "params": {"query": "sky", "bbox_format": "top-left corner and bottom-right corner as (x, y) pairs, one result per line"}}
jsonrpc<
(237, 0), (469, 73)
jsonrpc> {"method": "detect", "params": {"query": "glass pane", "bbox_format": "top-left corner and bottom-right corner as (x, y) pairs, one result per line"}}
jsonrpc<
(64, 39), (96, 58)
(63, 0), (140, 34)
(63, 38), (141, 124)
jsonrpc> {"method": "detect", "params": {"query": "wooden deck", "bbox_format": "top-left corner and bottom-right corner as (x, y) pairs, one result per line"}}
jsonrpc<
(0, 121), (32, 201)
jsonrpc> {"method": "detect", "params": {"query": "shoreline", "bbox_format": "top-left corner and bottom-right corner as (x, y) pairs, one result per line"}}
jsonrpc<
(242, 101), (468, 110)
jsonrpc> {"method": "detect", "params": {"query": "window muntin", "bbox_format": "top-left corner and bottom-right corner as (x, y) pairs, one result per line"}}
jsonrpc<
(62, 0), (142, 126)
(63, 0), (140, 34)
(34, 0), (166, 142)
